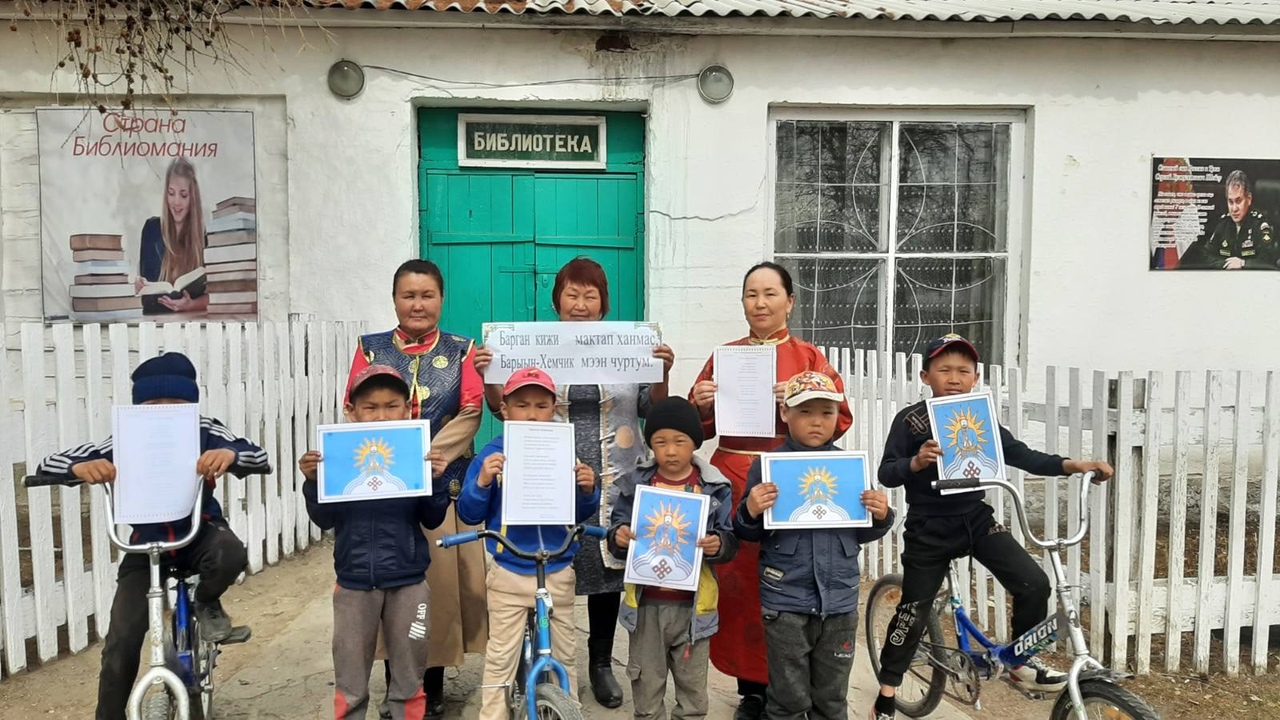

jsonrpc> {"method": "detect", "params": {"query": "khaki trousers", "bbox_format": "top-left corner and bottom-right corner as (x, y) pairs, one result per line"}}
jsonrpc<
(627, 601), (710, 720)
(479, 564), (578, 720)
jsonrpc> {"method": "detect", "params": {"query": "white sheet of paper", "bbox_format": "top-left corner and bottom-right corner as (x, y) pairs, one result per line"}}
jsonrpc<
(482, 321), (664, 385)
(112, 403), (202, 524)
(713, 344), (778, 438)
(501, 421), (577, 526)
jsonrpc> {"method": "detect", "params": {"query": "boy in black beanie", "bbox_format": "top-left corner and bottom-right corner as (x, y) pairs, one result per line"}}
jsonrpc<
(36, 352), (271, 720)
(606, 397), (738, 720)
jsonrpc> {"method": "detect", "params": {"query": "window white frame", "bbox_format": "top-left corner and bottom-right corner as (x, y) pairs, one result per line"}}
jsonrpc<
(765, 107), (1028, 368)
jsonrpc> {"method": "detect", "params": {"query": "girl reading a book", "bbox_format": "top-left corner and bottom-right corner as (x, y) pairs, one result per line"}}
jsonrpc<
(136, 157), (209, 314)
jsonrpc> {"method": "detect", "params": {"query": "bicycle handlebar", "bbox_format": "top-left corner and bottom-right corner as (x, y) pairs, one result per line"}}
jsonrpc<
(23, 474), (206, 554)
(437, 523), (607, 562)
(23, 473), (84, 488)
(931, 471), (1099, 549)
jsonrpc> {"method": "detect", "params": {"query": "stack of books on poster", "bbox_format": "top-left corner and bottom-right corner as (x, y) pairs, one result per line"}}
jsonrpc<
(205, 196), (258, 318)
(67, 233), (142, 322)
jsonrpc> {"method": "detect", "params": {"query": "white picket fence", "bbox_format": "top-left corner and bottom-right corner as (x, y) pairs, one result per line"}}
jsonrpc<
(0, 319), (367, 678)
(826, 348), (1280, 677)
(3, 332), (1276, 681)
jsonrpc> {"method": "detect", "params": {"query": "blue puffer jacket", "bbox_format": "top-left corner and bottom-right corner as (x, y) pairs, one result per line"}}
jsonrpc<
(303, 476), (450, 591)
(733, 437), (895, 616)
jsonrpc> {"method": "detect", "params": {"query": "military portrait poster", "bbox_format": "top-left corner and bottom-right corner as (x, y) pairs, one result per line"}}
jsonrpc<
(37, 108), (260, 323)
(761, 451), (874, 530)
(925, 391), (1006, 496)
(1149, 156), (1280, 271)
(624, 485), (709, 592)
(315, 420), (433, 504)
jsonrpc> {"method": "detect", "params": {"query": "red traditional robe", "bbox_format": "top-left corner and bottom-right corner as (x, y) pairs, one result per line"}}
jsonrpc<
(690, 328), (853, 684)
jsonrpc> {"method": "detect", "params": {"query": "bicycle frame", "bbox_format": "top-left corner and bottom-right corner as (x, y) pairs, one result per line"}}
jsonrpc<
(439, 523), (603, 719)
(523, 565), (572, 719)
(932, 474), (1107, 719)
(99, 482), (207, 720)
(171, 576), (210, 689)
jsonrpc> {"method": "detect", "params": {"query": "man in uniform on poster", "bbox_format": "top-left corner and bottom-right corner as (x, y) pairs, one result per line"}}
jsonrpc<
(1182, 170), (1276, 270)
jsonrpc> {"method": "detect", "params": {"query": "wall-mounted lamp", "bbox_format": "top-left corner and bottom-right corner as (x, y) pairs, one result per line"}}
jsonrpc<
(697, 64), (734, 104)
(327, 60), (365, 100)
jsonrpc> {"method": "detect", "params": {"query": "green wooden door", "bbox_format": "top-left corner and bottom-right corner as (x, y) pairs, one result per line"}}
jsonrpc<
(422, 171), (538, 336)
(532, 174), (643, 321)
(418, 108), (645, 443)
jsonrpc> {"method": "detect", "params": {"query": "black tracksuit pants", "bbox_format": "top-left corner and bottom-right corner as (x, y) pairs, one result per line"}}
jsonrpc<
(876, 504), (1052, 686)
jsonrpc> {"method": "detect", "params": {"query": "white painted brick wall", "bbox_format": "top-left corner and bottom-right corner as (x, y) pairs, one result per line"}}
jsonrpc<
(1, 24), (1279, 385)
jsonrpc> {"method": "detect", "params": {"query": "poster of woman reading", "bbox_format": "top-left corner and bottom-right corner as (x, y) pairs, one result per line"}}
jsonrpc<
(37, 108), (259, 323)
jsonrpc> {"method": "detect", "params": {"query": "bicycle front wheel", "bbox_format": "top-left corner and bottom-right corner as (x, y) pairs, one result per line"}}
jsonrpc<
(1049, 680), (1161, 720)
(864, 573), (947, 718)
(533, 683), (584, 720)
(141, 687), (173, 720)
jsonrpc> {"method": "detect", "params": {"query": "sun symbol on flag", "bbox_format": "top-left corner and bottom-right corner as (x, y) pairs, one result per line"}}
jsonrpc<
(799, 467), (839, 503)
(944, 409), (988, 455)
(354, 438), (395, 470)
(643, 501), (691, 552)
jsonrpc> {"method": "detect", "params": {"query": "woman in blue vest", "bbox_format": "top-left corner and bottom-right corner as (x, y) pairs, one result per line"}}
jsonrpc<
(475, 256), (675, 708)
(345, 259), (487, 720)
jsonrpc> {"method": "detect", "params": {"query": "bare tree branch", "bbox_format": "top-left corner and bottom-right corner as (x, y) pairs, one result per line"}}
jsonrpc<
(8, 1), (313, 113)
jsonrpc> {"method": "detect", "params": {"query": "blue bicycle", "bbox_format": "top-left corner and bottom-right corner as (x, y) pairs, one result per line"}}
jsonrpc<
(864, 473), (1159, 720)
(26, 474), (249, 720)
(439, 523), (604, 720)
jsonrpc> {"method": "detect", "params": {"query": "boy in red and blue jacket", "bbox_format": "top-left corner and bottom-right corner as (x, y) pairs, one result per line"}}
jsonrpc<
(36, 352), (271, 720)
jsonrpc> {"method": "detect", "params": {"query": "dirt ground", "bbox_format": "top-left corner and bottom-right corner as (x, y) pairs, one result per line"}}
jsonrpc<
(1, 538), (1278, 719)
(0, 539), (961, 720)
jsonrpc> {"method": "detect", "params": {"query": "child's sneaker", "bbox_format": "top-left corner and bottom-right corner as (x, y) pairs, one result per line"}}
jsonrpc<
(195, 598), (233, 642)
(1010, 656), (1068, 691)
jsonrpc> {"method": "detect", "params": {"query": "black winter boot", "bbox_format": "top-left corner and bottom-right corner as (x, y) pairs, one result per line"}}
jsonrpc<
(588, 638), (624, 708)
(734, 694), (766, 720)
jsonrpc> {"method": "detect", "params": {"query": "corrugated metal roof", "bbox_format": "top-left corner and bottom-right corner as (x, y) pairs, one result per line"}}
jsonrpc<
(297, 0), (1280, 24)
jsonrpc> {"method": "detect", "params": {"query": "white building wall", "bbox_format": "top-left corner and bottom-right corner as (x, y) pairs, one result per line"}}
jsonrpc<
(2, 23), (1278, 394)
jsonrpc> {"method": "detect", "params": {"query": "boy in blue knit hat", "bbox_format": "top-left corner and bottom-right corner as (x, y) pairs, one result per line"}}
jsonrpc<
(36, 351), (272, 720)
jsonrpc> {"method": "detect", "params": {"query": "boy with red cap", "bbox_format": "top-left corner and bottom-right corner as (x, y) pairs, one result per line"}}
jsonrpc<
(36, 351), (271, 720)
(299, 364), (451, 720)
(457, 367), (600, 720)
(871, 334), (1113, 720)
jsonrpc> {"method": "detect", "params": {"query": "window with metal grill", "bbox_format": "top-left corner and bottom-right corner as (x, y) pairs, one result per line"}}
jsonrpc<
(773, 117), (1015, 362)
